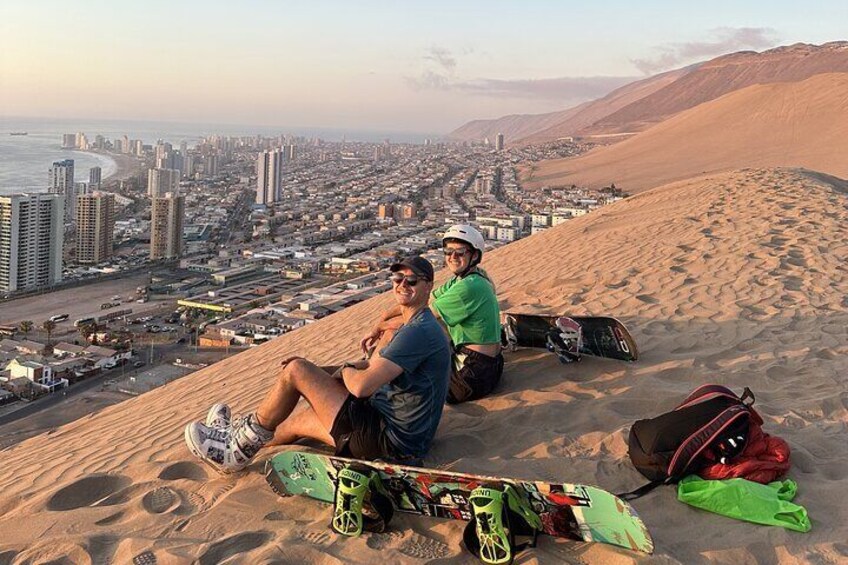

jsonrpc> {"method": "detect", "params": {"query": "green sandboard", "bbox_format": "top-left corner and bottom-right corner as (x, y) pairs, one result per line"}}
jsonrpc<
(265, 450), (653, 554)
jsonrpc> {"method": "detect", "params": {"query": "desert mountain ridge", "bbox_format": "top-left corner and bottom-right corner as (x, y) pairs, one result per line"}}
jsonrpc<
(450, 41), (848, 145)
(0, 167), (846, 563)
(520, 72), (848, 192)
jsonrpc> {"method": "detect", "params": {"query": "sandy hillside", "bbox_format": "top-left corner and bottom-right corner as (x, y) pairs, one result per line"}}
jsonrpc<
(588, 42), (848, 136)
(0, 168), (847, 564)
(522, 73), (848, 193)
(448, 68), (688, 144)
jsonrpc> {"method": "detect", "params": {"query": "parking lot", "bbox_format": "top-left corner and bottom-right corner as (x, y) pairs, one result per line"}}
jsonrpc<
(0, 274), (168, 328)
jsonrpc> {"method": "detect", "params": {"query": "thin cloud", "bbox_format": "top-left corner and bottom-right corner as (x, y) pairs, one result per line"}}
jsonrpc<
(632, 27), (780, 74)
(407, 46), (635, 101)
(423, 46), (457, 72)
(451, 76), (637, 100)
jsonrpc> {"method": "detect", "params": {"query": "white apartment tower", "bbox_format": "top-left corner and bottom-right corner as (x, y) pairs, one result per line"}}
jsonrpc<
(49, 159), (75, 222)
(0, 193), (64, 292)
(495, 133), (505, 151)
(256, 149), (283, 205)
(150, 192), (185, 260)
(147, 168), (180, 197)
(76, 192), (115, 265)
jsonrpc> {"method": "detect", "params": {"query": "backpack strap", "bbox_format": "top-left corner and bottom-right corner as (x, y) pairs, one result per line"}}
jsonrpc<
(617, 479), (667, 501)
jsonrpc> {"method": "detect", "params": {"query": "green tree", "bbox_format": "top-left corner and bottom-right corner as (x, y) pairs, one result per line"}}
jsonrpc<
(18, 320), (33, 337)
(78, 322), (97, 344)
(41, 320), (57, 345)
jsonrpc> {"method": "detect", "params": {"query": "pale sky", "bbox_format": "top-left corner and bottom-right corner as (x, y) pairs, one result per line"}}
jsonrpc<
(1, 1), (845, 134)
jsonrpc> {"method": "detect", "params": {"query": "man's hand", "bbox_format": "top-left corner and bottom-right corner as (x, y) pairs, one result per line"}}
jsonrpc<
(359, 327), (382, 354)
(331, 359), (369, 379)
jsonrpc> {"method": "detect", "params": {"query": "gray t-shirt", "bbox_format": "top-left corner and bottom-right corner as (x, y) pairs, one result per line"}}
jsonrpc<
(370, 308), (451, 458)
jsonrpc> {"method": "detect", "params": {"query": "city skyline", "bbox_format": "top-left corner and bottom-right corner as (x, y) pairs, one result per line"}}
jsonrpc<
(2, 1), (846, 133)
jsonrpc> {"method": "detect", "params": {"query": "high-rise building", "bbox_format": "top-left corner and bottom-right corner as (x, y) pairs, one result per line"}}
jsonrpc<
(255, 149), (283, 205)
(204, 154), (219, 177)
(156, 152), (181, 171)
(377, 203), (394, 219)
(0, 193), (64, 292)
(62, 134), (76, 149)
(182, 154), (195, 178)
(150, 193), (185, 260)
(147, 168), (180, 198)
(75, 192), (115, 265)
(399, 203), (417, 220)
(131, 139), (144, 156)
(49, 159), (75, 221)
(284, 144), (296, 161)
(89, 166), (102, 189)
(121, 135), (130, 154)
(495, 133), (505, 151)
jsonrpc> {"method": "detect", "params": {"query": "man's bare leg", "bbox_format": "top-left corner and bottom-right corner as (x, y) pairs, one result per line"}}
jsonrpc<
(255, 358), (348, 435)
(267, 406), (335, 447)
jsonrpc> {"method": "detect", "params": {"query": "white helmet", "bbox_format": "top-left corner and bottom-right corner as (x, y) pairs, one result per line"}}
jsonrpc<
(443, 224), (485, 264)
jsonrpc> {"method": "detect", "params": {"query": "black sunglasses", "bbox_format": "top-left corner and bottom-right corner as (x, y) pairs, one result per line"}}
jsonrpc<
(443, 247), (471, 258)
(390, 273), (425, 286)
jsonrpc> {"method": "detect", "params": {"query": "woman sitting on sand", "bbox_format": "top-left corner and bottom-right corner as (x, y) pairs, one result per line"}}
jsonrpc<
(361, 224), (503, 404)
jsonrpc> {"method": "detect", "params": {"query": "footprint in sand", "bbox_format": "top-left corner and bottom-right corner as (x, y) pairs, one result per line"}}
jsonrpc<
(197, 531), (273, 565)
(95, 510), (126, 526)
(142, 487), (181, 514)
(46, 474), (132, 511)
(132, 551), (157, 565)
(87, 534), (121, 565)
(158, 461), (208, 481)
(298, 530), (333, 547)
(366, 530), (404, 551)
(398, 534), (452, 560)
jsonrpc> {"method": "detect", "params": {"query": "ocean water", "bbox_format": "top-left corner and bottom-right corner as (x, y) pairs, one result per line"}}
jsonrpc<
(0, 117), (437, 195)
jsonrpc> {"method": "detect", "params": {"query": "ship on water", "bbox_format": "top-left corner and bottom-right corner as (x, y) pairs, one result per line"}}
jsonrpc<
(9, 132), (28, 136)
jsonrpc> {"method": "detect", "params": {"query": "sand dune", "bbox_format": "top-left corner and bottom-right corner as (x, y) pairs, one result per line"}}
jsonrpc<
(448, 69), (688, 144)
(518, 67), (691, 145)
(1, 168), (847, 563)
(522, 73), (848, 192)
(590, 41), (848, 135)
(449, 42), (848, 145)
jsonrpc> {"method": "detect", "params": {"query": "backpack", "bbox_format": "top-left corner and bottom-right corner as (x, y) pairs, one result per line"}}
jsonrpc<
(621, 385), (756, 500)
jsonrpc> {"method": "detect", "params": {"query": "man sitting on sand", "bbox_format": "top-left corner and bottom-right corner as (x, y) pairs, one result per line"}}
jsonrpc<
(184, 256), (451, 472)
(361, 225), (503, 404)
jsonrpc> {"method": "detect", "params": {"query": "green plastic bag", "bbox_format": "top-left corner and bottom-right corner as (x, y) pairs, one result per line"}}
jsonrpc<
(677, 475), (811, 533)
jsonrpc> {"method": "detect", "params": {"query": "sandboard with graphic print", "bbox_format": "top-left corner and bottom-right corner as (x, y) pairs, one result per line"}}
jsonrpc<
(501, 313), (638, 362)
(264, 450), (653, 555)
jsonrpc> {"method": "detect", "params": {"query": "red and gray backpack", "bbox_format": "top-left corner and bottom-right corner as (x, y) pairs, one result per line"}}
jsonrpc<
(621, 384), (756, 500)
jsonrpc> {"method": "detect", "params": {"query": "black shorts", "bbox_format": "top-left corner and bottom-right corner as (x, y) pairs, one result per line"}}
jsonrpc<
(447, 346), (504, 404)
(330, 395), (392, 460)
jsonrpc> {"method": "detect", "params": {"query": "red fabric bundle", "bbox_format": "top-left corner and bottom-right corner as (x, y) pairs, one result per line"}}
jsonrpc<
(699, 419), (791, 484)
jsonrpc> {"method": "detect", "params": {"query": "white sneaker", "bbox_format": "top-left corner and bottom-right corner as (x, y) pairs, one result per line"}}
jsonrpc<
(205, 403), (231, 429)
(184, 413), (273, 473)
